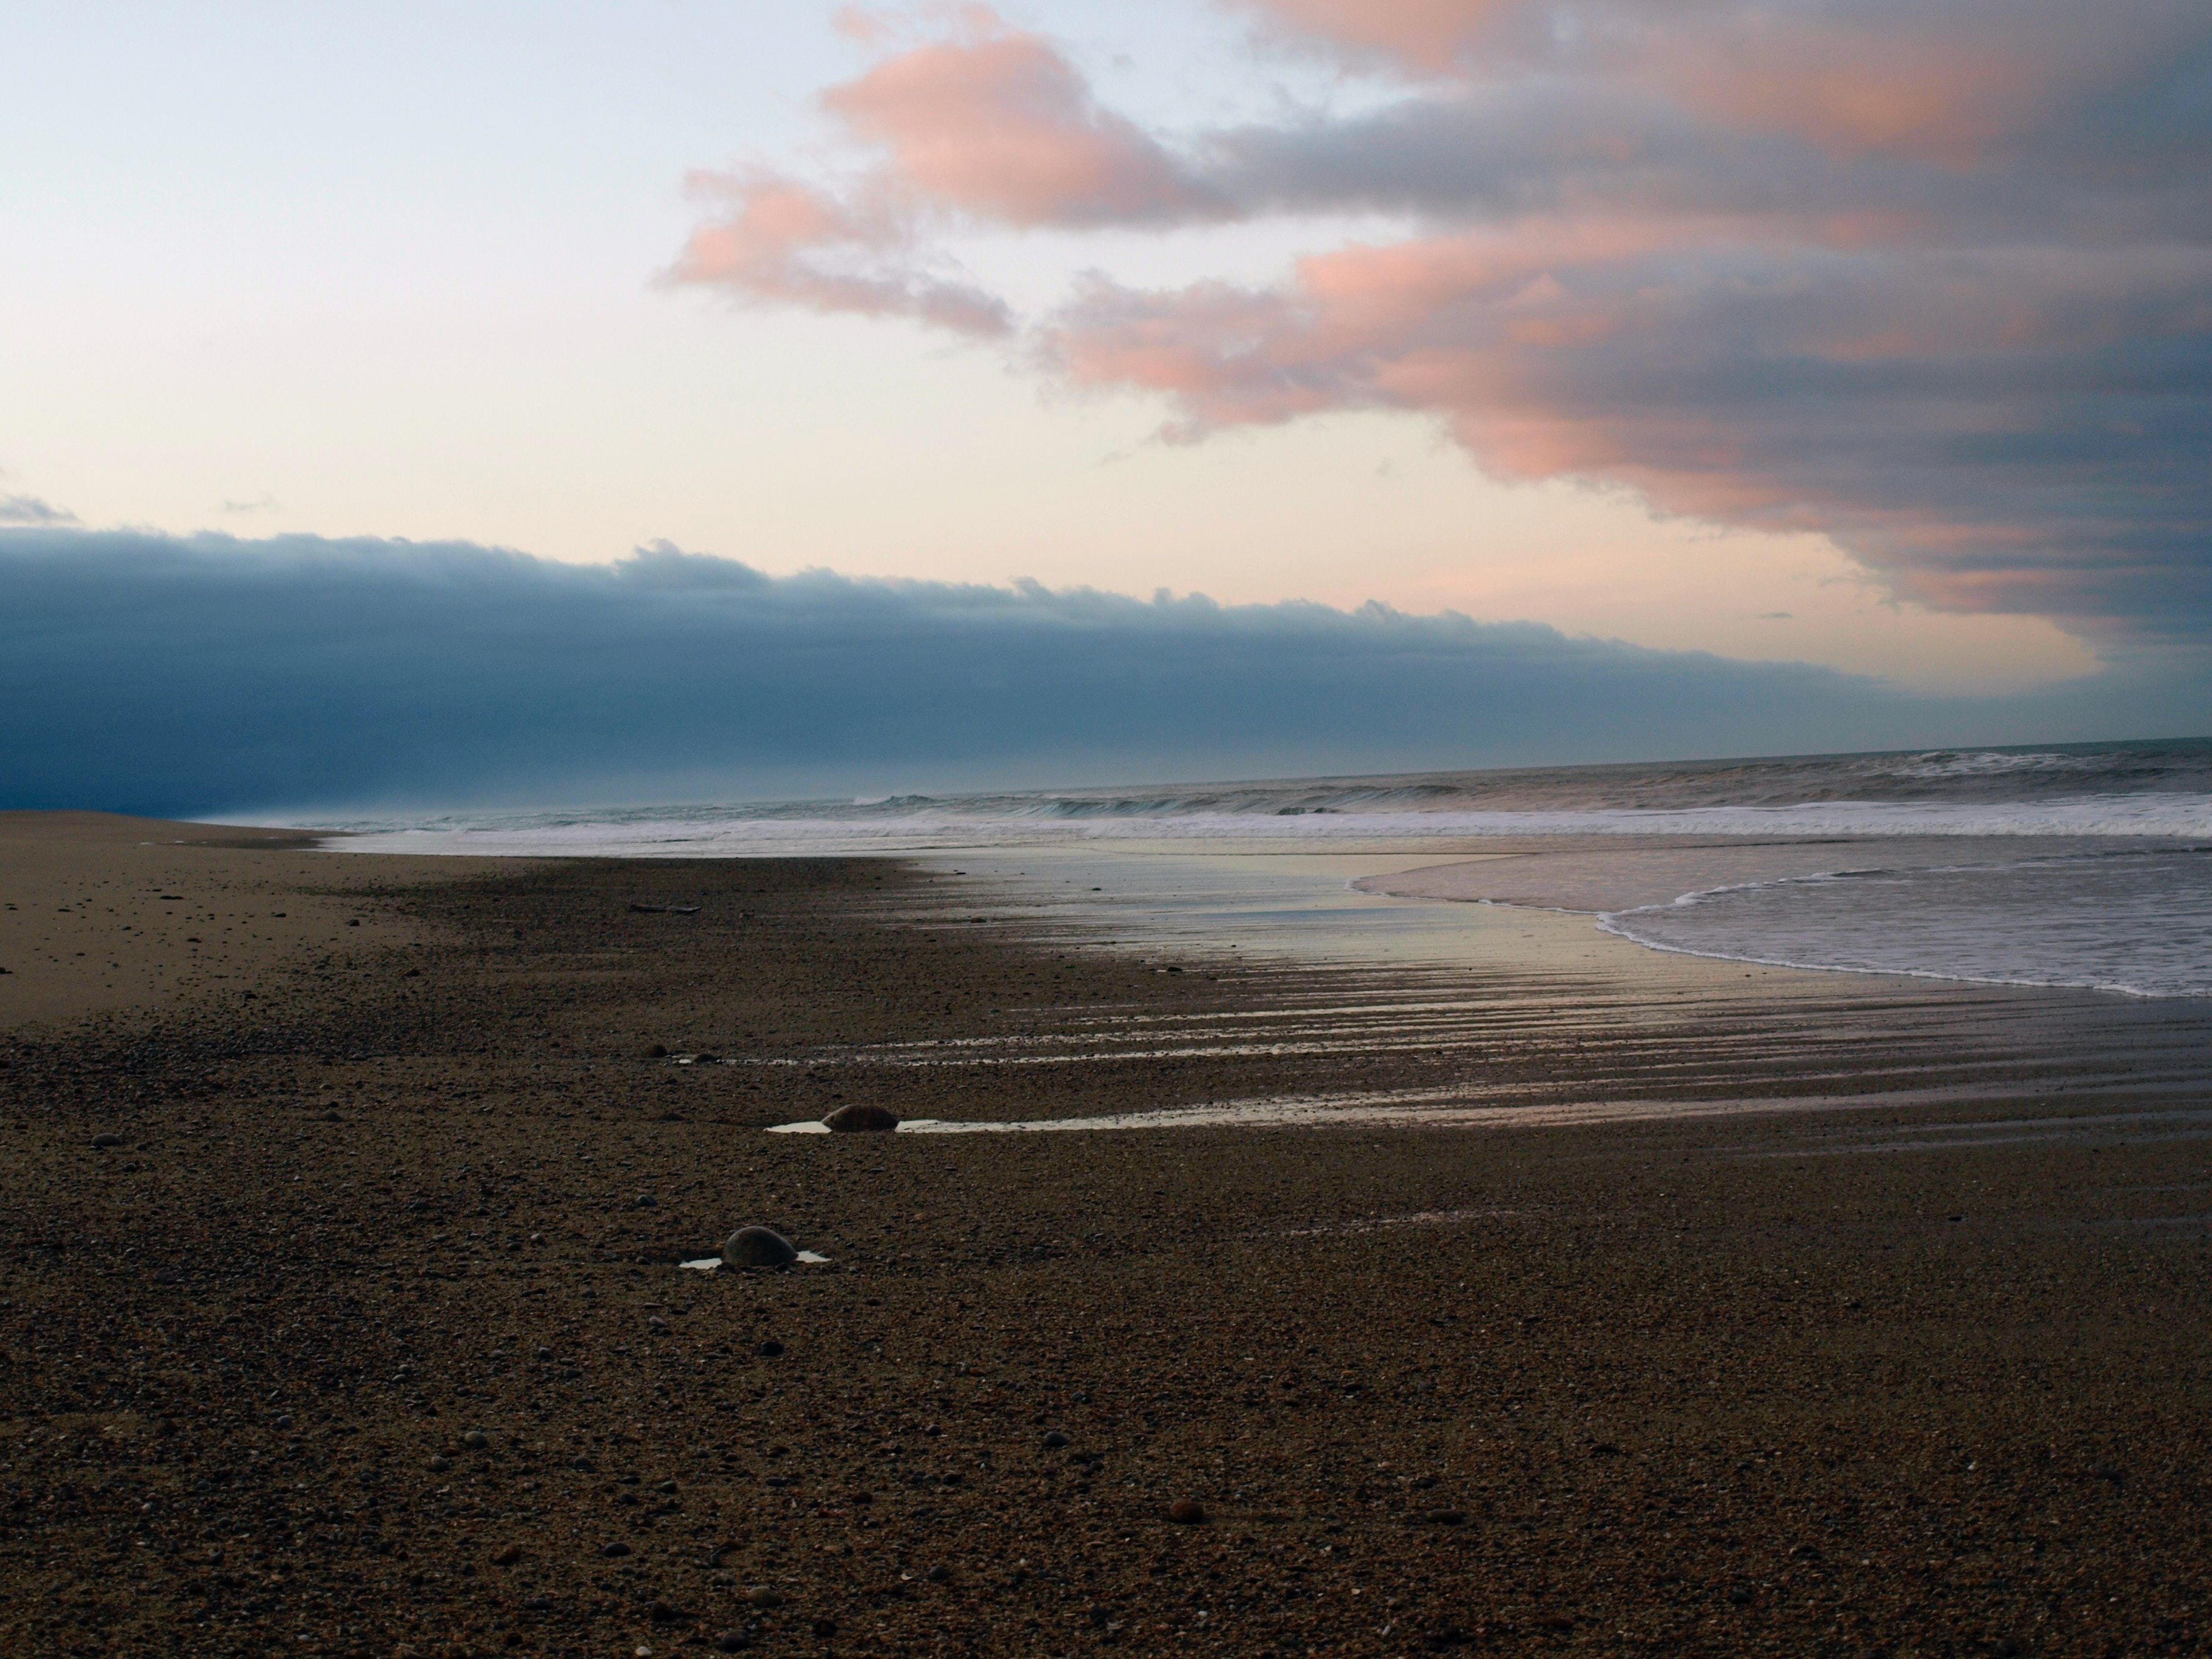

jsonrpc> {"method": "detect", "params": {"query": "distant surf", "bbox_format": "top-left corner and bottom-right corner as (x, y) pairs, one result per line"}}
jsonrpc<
(313, 738), (2212, 999)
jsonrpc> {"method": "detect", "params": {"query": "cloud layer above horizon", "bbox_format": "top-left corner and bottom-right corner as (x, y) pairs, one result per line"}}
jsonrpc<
(1, 528), (2156, 818)
(672, 1), (2212, 637)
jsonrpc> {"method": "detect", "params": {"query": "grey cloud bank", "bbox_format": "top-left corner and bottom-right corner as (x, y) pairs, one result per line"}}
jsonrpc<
(1, 528), (2197, 819)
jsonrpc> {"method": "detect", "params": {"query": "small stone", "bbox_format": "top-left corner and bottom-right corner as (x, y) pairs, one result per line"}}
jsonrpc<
(491, 1544), (520, 1566)
(1042, 1431), (1070, 1449)
(1417, 1507), (1467, 1525)
(822, 1102), (900, 1133)
(427, 1455), (450, 1473)
(723, 1227), (799, 1269)
(1167, 1498), (1207, 1525)
(746, 1586), (783, 1608)
(462, 1430), (491, 1450)
(535, 1346), (554, 1361)
(634, 1193), (658, 1208)
(811, 1618), (838, 1638)
(714, 1635), (749, 1654)
(756, 1338), (785, 1358)
(925, 1564), (950, 1583)
(600, 1540), (631, 1558)
(90, 1132), (126, 1149)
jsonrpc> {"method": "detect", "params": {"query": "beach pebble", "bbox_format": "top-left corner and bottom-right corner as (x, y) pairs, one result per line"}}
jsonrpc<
(600, 1541), (631, 1558)
(757, 1338), (786, 1358)
(1042, 1431), (1070, 1449)
(90, 1132), (126, 1149)
(714, 1635), (748, 1654)
(427, 1455), (450, 1473)
(822, 1102), (900, 1133)
(723, 1226), (799, 1269)
(462, 1429), (490, 1450)
(746, 1586), (783, 1607)
(1167, 1498), (1207, 1525)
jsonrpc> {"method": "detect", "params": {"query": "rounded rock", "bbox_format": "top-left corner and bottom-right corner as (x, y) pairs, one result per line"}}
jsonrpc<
(1167, 1498), (1207, 1525)
(722, 1227), (799, 1269)
(746, 1586), (783, 1608)
(1042, 1432), (1070, 1449)
(90, 1132), (126, 1149)
(600, 1541), (631, 1559)
(462, 1430), (491, 1450)
(756, 1338), (785, 1358)
(822, 1102), (900, 1133)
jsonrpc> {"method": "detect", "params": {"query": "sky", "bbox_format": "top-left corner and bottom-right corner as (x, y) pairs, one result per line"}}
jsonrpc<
(3, 2), (2209, 810)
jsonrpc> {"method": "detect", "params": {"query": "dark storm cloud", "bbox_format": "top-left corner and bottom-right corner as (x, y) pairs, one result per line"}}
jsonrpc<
(3, 529), (2161, 819)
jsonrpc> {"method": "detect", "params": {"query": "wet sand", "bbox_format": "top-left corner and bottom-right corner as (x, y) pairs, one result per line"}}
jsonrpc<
(4, 816), (2210, 1658)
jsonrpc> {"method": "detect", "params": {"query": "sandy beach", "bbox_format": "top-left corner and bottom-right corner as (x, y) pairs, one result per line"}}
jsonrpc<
(4, 813), (2210, 1658)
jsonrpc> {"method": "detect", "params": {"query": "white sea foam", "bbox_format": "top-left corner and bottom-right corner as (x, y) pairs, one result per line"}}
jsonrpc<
(328, 792), (2212, 858)
(1598, 848), (2212, 999)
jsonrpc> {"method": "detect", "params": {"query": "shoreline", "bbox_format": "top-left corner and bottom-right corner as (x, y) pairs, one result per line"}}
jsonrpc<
(3, 814), (2210, 1655)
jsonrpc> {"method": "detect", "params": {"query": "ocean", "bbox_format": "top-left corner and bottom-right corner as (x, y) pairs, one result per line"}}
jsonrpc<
(321, 737), (2212, 1001)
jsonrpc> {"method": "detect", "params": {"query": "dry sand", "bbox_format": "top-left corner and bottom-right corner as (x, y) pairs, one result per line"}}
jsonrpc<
(0, 813), (440, 1028)
(3, 815), (2209, 1658)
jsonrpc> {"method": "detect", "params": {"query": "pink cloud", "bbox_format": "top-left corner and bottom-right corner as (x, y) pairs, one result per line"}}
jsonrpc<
(1044, 230), (2212, 621)
(666, 169), (1010, 335)
(669, 11), (1211, 331)
(1235, 0), (2202, 162)
(820, 12), (1213, 226)
(1227, 0), (1528, 73)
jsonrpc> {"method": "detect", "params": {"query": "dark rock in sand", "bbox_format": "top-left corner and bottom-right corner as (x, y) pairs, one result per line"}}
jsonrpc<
(723, 1226), (799, 1268)
(90, 1132), (126, 1148)
(757, 1338), (786, 1358)
(823, 1102), (900, 1133)
(461, 1429), (490, 1450)
(1167, 1498), (1207, 1524)
(1042, 1431), (1070, 1449)
(599, 1541), (630, 1558)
